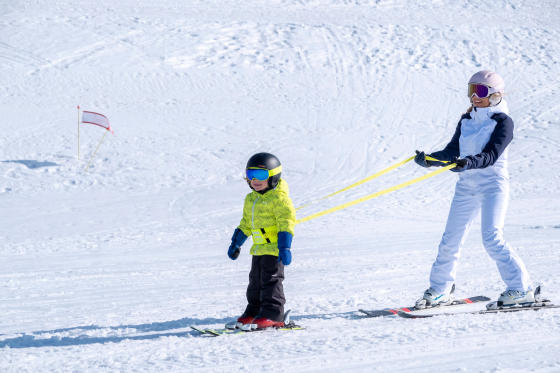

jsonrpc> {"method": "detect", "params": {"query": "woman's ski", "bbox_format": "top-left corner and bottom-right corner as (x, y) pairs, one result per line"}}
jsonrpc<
(358, 295), (491, 318)
(397, 301), (559, 319)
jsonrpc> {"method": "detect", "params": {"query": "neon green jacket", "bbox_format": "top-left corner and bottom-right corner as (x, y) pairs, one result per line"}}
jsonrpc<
(238, 179), (296, 256)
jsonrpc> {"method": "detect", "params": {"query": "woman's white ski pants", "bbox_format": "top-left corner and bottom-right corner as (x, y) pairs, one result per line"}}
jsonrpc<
(429, 180), (531, 293)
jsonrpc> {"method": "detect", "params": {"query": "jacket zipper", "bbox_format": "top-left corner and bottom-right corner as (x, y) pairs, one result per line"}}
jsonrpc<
(251, 195), (260, 231)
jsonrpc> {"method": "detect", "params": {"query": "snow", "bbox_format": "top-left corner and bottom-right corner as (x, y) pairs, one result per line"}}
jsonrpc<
(1, 0), (560, 371)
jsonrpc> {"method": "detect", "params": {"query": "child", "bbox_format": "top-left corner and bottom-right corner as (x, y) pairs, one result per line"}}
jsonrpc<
(414, 70), (533, 309)
(227, 152), (296, 328)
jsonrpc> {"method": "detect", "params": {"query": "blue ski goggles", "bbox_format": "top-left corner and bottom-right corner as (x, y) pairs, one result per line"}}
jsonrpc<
(246, 166), (282, 181)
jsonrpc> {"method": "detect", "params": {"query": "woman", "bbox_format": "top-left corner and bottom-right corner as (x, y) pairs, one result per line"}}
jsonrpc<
(414, 70), (533, 309)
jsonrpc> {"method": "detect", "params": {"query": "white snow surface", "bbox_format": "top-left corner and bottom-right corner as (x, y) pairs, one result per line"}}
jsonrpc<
(2, 0), (560, 372)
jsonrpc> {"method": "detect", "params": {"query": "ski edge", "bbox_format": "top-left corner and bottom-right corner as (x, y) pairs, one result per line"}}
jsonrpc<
(190, 326), (213, 336)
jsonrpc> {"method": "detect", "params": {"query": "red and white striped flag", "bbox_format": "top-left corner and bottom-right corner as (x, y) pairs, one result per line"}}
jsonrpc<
(81, 111), (113, 133)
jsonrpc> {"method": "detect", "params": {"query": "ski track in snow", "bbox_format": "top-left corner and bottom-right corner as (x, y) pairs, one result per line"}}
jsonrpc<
(1, 0), (560, 372)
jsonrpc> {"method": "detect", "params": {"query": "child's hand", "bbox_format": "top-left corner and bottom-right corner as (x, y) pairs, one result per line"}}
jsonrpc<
(278, 248), (292, 265)
(277, 232), (293, 265)
(228, 244), (240, 260)
(228, 228), (247, 260)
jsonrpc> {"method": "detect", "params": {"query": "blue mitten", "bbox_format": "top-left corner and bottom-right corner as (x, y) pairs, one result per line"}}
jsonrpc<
(228, 228), (248, 260)
(277, 232), (293, 266)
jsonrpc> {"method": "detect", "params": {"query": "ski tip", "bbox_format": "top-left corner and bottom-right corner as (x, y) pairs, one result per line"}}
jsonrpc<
(190, 326), (207, 334)
(191, 326), (222, 336)
(397, 310), (434, 319)
(358, 308), (382, 314)
(396, 311), (416, 318)
(358, 309), (399, 318)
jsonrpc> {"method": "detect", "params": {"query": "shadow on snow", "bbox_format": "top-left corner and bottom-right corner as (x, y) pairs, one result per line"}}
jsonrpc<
(0, 315), (232, 349)
(2, 160), (58, 169)
(0, 311), (362, 348)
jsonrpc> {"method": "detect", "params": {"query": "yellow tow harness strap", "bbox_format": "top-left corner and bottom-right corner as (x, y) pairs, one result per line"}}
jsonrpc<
(296, 162), (456, 225)
(296, 155), (416, 211)
(425, 155), (451, 164)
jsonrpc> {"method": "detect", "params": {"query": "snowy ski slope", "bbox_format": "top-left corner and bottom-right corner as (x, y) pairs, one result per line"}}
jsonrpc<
(1, 0), (559, 372)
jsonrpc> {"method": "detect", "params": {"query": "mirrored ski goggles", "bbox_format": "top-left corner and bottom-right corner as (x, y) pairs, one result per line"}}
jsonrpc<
(468, 83), (497, 98)
(246, 166), (282, 181)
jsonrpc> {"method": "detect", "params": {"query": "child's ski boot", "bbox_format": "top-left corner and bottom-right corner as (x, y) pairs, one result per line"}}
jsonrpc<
(225, 315), (254, 330)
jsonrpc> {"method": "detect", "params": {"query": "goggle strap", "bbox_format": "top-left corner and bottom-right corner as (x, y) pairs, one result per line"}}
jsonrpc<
(246, 165), (282, 180)
(247, 165), (282, 176)
(268, 165), (282, 177)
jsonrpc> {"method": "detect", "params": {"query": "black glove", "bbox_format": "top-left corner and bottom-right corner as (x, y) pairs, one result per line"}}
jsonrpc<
(414, 150), (433, 168)
(451, 157), (470, 172)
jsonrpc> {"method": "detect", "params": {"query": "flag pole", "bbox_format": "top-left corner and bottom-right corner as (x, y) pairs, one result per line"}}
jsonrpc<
(77, 105), (81, 160)
(83, 130), (108, 172)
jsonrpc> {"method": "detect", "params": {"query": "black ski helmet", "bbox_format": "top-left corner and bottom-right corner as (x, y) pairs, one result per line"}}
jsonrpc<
(246, 152), (282, 190)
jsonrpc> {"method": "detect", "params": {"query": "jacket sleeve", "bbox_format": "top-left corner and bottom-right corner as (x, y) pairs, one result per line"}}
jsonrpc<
(429, 115), (468, 162)
(237, 195), (252, 237)
(273, 194), (296, 236)
(465, 113), (514, 169)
